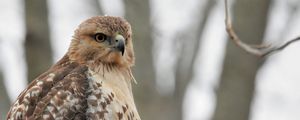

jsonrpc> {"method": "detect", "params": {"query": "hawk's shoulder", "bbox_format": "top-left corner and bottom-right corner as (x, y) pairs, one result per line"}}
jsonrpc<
(7, 55), (89, 120)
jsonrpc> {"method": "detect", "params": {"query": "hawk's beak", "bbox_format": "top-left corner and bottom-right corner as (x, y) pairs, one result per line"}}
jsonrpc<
(113, 34), (125, 56)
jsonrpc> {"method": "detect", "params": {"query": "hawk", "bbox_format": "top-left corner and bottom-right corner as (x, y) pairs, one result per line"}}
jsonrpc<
(7, 16), (141, 120)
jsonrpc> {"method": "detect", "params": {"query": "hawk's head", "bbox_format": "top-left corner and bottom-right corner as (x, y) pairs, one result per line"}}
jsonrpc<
(68, 16), (134, 68)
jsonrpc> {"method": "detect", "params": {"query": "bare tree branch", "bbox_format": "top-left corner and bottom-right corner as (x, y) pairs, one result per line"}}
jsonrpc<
(225, 0), (300, 57)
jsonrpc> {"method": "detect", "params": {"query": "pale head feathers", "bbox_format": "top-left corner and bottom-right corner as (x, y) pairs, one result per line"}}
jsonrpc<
(68, 16), (135, 69)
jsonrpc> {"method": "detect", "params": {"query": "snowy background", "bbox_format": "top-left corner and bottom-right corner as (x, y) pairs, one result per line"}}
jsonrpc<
(0, 0), (300, 120)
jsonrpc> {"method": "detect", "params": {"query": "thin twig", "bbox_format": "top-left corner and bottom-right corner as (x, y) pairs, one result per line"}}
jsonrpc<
(224, 0), (300, 57)
(262, 36), (300, 57)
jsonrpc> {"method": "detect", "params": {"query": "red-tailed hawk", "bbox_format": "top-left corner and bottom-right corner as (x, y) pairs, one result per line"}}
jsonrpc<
(7, 16), (140, 120)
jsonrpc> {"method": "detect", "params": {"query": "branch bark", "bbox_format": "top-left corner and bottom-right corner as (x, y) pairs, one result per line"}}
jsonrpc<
(225, 0), (300, 57)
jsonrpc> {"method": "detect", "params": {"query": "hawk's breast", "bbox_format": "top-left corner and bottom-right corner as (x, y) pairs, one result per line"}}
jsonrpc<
(86, 69), (140, 120)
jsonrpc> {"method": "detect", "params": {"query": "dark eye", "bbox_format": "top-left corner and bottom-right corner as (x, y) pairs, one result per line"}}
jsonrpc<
(94, 33), (107, 42)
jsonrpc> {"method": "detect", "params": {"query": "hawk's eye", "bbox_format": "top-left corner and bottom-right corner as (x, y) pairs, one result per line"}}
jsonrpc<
(94, 33), (107, 42)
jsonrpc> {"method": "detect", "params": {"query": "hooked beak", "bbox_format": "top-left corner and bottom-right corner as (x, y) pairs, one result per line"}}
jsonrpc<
(113, 34), (125, 56)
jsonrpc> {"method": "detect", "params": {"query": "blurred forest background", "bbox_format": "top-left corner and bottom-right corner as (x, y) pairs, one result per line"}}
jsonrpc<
(1, 0), (300, 120)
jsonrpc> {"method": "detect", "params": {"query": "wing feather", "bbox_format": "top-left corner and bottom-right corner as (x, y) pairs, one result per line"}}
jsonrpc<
(7, 56), (89, 120)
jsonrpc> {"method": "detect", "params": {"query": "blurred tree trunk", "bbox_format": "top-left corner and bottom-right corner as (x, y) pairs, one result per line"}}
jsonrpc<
(173, 0), (216, 119)
(0, 71), (10, 119)
(92, 0), (103, 15)
(124, 0), (160, 119)
(212, 0), (270, 120)
(25, 0), (52, 82)
(124, 0), (217, 119)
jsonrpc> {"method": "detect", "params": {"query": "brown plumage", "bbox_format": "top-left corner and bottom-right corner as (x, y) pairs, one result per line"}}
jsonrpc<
(7, 16), (140, 120)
